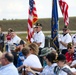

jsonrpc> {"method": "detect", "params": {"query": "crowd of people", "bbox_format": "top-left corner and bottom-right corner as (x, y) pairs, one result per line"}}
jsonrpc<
(0, 23), (76, 75)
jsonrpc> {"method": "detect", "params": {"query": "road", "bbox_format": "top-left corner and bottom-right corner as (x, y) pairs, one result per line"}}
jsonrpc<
(3, 31), (76, 34)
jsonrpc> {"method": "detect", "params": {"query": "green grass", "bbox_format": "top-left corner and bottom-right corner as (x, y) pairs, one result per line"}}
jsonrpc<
(0, 17), (76, 32)
(17, 33), (51, 41)
(0, 17), (76, 41)
(17, 33), (27, 41)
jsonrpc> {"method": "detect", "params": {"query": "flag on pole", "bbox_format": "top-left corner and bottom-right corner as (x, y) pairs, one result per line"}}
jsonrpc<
(28, 0), (38, 42)
(51, 0), (59, 52)
(59, 0), (69, 26)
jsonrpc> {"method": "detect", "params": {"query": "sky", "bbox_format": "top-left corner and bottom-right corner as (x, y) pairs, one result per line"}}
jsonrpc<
(0, 0), (76, 20)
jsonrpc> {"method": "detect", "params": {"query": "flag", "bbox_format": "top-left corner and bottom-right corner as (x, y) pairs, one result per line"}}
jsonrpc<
(51, 0), (59, 52)
(59, 0), (69, 26)
(27, 0), (38, 42)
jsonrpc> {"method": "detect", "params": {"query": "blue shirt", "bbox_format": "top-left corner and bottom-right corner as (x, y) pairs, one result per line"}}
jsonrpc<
(17, 51), (26, 67)
(0, 63), (19, 75)
(40, 63), (57, 75)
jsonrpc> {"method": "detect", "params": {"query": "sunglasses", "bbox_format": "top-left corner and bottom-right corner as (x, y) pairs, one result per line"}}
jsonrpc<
(67, 47), (72, 49)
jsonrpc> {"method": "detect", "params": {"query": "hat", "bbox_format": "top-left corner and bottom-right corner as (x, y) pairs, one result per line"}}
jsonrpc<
(39, 47), (52, 57)
(36, 23), (42, 27)
(63, 26), (68, 30)
(57, 54), (66, 61)
(67, 42), (73, 48)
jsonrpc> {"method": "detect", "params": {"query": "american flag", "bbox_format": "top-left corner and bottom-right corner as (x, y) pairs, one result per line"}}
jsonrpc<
(59, 0), (69, 26)
(28, 0), (38, 42)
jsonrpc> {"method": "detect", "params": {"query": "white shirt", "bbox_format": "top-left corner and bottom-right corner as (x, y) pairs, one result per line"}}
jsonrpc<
(59, 33), (72, 49)
(0, 63), (19, 75)
(23, 54), (42, 75)
(56, 64), (76, 75)
(7, 35), (21, 52)
(72, 34), (76, 44)
(40, 63), (57, 75)
(33, 31), (45, 48)
(31, 32), (36, 43)
(9, 35), (21, 45)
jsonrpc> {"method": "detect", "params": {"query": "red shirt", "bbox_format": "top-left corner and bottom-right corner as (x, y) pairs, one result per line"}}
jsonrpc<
(6, 34), (11, 41)
(65, 52), (73, 62)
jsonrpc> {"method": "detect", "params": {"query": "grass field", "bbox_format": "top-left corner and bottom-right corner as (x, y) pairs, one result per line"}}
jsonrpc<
(0, 17), (76, 32)
(0, 17), (76, 41)
(15, 33), (51, 41)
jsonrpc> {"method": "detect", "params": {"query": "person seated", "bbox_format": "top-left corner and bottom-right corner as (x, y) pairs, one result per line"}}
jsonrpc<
(25, 52), (57, 75)
(28, 43), (39, 56)
(7, 30), (21, 52)
(17, 40), (26, 74)
(17, 43), (39, 72)
(65, 42), (76, 67)
(39, 47), (58, 67)
(54, 54), (76, 75)
(10, 44), (19, 67)
(22, 47), (42, 75)
(0, 52), (19, 75)
(26, 47), (58, 73)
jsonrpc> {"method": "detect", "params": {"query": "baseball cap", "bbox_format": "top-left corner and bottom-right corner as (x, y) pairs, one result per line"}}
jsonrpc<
(36, 23), (42, 27)
(67, 42), (73, 48)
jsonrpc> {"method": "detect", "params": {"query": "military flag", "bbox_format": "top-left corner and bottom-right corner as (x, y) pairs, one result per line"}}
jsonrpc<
(51, 0), (59, 51)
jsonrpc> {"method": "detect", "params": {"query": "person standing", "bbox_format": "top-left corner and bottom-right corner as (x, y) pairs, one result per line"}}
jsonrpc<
(32, 23), (45, 65)
(58, 26), (72, 55)
(5, 28), (13, 52)
(0, 27), (4, 52)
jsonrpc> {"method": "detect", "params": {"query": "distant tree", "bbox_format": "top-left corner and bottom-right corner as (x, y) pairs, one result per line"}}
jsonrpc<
(3, 18), (6, 20)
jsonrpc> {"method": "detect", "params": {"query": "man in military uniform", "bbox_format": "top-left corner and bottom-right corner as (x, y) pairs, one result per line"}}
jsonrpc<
(32, 23), (45, 65)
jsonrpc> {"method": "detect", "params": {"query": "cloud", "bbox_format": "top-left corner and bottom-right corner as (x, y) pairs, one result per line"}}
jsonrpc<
(0, 0), (75, 20)
(0, 0), (28, 20)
